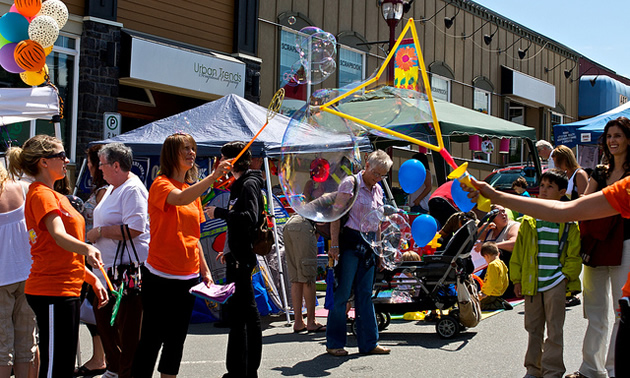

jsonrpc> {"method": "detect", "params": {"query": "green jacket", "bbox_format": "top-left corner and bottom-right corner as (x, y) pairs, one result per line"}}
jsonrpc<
(510, 216), (582, 296)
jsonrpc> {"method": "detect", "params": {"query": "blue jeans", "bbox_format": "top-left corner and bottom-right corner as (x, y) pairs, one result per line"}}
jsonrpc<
(326, 240), (378, 353)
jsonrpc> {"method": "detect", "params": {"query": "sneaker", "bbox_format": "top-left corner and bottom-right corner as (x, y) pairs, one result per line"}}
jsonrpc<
(101, 371), (118, 378)
(565, 372), (589, 378)
(566, 295), (581, 307)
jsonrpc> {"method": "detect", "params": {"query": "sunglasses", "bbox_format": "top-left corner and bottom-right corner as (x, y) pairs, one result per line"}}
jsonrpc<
(46, 151), (67, 160)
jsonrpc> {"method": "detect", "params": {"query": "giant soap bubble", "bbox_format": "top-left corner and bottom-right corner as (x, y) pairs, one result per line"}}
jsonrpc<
(279, 90), (363, 222)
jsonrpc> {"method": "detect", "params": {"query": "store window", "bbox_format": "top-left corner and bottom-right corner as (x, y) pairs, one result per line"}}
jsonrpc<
(0, 34), (79, 160)
(474, 88), (491, 114)
(278, 28), (308, 117)
(338, 45), (365, 88)
(430, 74), (450, 102)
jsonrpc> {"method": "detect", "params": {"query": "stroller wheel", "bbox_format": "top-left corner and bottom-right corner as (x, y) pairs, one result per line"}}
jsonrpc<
(435, 315), (460, 339)
(349, 318), (357, 336)
(376, 312), (391, 331)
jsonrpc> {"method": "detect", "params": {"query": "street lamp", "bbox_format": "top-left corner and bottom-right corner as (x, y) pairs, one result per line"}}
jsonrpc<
(378, 0), (413, 84)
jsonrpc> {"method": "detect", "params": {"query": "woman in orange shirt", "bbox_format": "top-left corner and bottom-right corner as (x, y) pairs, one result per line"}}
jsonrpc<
(132, 133), (231, 378)
(7, 135), (108, 378)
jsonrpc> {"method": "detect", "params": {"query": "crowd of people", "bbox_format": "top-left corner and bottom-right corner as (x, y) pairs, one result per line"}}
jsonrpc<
(2, 117), (630, 378)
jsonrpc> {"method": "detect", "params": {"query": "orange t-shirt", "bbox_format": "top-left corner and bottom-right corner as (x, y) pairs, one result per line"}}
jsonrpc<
(602, 175), (630, 218)
(24, 182), (86, 297)
(147, 175), (205, 276)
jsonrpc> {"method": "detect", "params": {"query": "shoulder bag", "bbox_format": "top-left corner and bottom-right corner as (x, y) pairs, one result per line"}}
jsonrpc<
(107, 224), (143, 295)
(252, 191), (274, 256)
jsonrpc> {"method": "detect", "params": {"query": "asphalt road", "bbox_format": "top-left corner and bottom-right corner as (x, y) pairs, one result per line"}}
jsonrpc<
(78, 293), (601, 378)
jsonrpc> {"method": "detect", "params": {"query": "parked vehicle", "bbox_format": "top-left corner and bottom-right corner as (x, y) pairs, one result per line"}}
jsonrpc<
(484, 163), (544, 197)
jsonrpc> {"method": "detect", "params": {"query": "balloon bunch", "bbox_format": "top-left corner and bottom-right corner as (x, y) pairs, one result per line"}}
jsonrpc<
(0, 0), (68, 86)
(283, 26), (337, 86)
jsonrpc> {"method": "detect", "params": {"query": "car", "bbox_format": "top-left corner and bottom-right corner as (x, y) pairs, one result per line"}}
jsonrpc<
(484, 164), (543, 197)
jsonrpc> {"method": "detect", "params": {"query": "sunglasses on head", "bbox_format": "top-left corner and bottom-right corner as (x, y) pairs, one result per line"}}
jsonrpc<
(46, 151), (67, 160)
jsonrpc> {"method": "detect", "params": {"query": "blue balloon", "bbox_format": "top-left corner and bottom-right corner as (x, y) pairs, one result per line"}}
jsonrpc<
(411, 214), (438, 248)
(398, 159), (426, 194)
(0, 13), (29, 43)
(451, 178), (475, 212)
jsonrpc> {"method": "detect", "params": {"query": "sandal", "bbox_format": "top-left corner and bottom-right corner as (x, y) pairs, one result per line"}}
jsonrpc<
(326, 348), (348, 357)
(308, 324), (326, 333)
(74, 365), (107, 377)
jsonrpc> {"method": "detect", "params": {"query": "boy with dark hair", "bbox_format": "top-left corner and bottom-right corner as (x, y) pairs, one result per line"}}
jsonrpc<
(206, 141), (264, 378)
(479, 242), (512, 311)
(511, 168), (582, 378)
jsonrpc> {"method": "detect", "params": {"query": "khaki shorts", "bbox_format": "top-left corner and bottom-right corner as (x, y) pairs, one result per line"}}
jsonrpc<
(0, 281), (37, 365)
(284, 215), (318, 284)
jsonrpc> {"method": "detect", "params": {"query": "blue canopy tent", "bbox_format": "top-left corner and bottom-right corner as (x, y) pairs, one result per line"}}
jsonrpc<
(83, 94), (372, 323)
(553, 100), (630, 148)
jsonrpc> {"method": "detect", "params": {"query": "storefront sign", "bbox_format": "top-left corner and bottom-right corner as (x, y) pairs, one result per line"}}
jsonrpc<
(128, 38), (245, 97)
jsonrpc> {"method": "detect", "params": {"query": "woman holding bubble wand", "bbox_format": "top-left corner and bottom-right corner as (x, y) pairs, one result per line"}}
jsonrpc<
(6, 135), (108, 378)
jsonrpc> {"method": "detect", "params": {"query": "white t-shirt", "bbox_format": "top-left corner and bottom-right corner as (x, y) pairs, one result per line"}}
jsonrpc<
(407, 175), (430, 212)
(93, 174), (150, 283)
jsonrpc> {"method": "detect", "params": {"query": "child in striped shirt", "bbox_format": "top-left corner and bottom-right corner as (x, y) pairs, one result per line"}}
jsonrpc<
(510, 169), (582, 378)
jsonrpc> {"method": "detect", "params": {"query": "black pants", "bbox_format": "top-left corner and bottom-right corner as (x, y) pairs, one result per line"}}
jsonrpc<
(26, 294), (80, 378)
(132, 268), (197, 377)
(224, 254), (262, 378)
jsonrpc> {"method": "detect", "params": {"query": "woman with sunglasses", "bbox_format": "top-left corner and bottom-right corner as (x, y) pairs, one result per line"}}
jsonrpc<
(132, 133), (231, 378)
(7, 135), (108, 378)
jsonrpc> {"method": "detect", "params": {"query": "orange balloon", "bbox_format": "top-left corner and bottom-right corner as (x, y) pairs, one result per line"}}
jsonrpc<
(44, 45), (53, 56)
(14, 0), (42, 18)
(14, 39), (46, 72)
(20, 64), (49, 86)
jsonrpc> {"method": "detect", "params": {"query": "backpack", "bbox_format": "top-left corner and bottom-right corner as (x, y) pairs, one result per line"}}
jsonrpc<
(252, 191), (274, 256)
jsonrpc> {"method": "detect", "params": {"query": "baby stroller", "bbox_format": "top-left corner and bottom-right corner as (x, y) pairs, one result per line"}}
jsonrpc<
(366, 210), (498, 338)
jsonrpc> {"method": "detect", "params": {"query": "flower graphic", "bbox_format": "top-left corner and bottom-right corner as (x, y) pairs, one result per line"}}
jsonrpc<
(395, 47), (417, 71)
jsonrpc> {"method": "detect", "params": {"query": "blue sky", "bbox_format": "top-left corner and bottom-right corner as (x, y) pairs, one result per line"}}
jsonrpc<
(472, 0), (630, 78)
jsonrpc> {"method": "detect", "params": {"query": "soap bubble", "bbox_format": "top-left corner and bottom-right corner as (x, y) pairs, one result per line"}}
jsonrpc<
(279, 95), (364, 222)
(360, 205), (411, 259)
(65, 195), (85, 214)
(283, 27), (337, 86)
(288, 16), (296, 25)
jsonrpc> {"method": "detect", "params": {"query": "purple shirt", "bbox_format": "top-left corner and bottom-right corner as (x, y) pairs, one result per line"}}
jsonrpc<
(340, 171), (384, 232)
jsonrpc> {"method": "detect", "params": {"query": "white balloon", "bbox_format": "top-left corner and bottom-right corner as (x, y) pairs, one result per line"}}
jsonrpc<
(38, 0), (69, 29)
(28, 15), (59, 48)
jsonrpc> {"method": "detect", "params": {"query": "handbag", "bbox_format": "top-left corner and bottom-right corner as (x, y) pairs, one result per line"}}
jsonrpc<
(579, 215), (624, 267)
(107, 224), (143, 295)
(252, 192), (274, 256)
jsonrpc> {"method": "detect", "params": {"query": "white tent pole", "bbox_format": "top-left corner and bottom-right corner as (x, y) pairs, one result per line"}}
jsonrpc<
(53, 115), (62, 141)
(73, 159), (87, 196)
(263, 157), (291, 324)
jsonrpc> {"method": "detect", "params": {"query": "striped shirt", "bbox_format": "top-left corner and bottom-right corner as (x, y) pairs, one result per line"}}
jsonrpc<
(536, 220), (566, 292)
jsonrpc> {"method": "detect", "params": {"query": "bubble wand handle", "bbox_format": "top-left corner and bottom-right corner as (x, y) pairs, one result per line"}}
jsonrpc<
(98, 264), (115, 292)
(447, 162), (492, 212)
(231, 89), (285, 166)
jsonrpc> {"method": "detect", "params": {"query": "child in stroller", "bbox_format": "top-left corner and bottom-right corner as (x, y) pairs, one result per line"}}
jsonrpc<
(369, 210), (498, 338)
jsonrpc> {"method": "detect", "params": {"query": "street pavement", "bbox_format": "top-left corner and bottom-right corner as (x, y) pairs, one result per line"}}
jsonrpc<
(78, 293), (600, 378)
